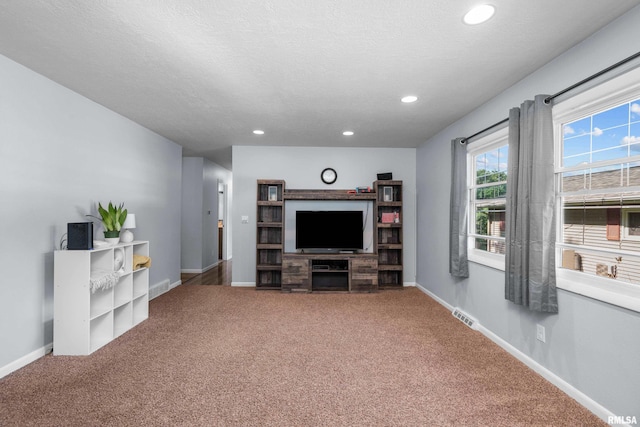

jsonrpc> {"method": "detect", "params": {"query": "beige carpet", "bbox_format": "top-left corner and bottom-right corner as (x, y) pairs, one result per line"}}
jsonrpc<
(0, 285), (605, 426)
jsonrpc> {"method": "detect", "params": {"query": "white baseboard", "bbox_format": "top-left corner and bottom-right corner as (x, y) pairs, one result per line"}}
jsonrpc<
(231, 282), (255, 287)
(203, 261), (220, 272)
(181, 261), (221, 275)
(403, 282), (417, 287)
(415, 283), (454, 310)
(415, 283), (619, 425)
(0, 343), (53, 379)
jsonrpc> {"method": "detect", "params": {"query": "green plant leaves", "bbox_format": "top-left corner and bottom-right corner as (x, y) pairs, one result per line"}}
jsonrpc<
(96, 202), (127, 232)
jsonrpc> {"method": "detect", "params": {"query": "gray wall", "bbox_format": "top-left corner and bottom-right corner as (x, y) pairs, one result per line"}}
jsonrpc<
(416, 6), (640, 419)
(181, 158), (204, 270)
(0, 54), (182, 372)
(232, 145), (416, 285)
(181, 157), (232, 271)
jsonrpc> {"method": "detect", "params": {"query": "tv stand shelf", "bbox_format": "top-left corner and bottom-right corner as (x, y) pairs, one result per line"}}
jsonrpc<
(256, 179), (403, 291)
(312, 259), (349, 271)
(283, 253), (377, 293)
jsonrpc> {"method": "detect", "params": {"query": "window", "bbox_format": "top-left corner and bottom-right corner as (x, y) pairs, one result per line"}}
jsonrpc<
(554, 66), (640, 312)
(467, 127), (508, 269)
(623, 210), (640, 240)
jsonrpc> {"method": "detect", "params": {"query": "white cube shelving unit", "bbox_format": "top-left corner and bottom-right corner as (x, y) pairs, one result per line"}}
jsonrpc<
(54, 241), (150, 355)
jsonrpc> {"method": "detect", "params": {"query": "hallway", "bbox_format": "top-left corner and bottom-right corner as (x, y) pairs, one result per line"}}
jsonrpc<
(181, 260), (231, 286)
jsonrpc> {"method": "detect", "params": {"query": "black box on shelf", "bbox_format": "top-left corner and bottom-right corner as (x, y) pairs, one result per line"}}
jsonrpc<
(67, 222), (93, 250)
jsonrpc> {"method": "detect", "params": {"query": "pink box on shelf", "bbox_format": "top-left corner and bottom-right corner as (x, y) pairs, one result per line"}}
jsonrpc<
(381, 213), (395, 223)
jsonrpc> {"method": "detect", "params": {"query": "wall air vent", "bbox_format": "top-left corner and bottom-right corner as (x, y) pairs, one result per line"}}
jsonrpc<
(149, 279), (170, 300)
(452, 308), (478, 330)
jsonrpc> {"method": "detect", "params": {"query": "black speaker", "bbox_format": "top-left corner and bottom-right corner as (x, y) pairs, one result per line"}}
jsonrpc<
(377, 172), (393, 180)
(67, 222), (93, 250)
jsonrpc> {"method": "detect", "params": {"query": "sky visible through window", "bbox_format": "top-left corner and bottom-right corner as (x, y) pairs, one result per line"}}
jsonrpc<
(563, 99), (640, 167)
(475, 145), (508, 184)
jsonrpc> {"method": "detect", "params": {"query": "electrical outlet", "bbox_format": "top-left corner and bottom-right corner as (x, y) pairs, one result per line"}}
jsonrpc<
(241, 215), (249, 224)
(536, 324), (546, 343)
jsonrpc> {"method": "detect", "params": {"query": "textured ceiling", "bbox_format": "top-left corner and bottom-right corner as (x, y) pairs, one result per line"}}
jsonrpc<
(1, 1), (639, 169)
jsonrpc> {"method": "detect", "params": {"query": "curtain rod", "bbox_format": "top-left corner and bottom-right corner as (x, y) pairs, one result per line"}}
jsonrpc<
(462, 118), (509, 143)
(462, 51), (640, 144)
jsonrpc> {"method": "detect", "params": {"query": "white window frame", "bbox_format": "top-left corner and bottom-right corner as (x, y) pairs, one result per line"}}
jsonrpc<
(467, 126), (508, 271)
(622, 209), (640, 241)
(553, 65), (640, 313)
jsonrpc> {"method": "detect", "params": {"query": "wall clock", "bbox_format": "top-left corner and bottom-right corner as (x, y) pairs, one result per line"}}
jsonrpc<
(321, 167), (337, 184)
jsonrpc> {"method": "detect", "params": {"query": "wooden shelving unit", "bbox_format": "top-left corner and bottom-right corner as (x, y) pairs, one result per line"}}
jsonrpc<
(374, 180), (403, 289)
(256, 179), (403, 291)
(256, 180), (285, 289)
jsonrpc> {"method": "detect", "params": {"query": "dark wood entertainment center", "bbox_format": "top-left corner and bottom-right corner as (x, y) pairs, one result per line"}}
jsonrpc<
(256, 179), (403, 292)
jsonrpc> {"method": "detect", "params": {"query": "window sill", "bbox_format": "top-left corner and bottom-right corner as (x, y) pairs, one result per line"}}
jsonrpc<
(557, 268), (640, 313)
(468, 250), (505, 271)
(468, 251), (640, 313)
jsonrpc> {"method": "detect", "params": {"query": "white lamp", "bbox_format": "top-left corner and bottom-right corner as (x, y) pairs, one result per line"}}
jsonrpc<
(120, 214), (136, 243)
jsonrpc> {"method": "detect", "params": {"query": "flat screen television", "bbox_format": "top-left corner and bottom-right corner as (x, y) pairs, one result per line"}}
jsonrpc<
(296, 210), (363, 251)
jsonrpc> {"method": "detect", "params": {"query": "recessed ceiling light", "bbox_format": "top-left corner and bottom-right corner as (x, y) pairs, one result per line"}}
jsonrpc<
(463, 4), (495, 25)
(253, 130), (264, 135)
(343, 131), (354, 136)
(401, 95), (418, 103)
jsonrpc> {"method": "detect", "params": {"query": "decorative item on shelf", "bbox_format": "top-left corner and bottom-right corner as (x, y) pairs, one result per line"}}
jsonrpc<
(89, 268), (119, 293)
(113, 247), (126, 274)
(383, 186), (393, 201)
(381, 212), (395, 223)
(394, 211), (400, 223)
(120, 214), (136, 243)
(67, 222), (93, 250)
(87, 201), (127, 245)
(268, 186), (278, 201)
(133, 254), (152, 271)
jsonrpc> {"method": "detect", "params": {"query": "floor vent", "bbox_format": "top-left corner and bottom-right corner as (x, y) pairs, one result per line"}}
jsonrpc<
(149, 279), (170, 300)
(452, 308), (478, 330)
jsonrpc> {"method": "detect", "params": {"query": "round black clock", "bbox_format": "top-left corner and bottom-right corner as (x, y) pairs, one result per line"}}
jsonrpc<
(321, 167), (337, 184)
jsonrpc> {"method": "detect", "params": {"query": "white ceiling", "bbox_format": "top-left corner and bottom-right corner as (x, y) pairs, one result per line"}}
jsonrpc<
(1, 1), (639, 170)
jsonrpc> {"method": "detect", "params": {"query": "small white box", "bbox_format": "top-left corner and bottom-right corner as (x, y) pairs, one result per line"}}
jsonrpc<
(383, 187), (393, 202)
(268, 186), (278, 201)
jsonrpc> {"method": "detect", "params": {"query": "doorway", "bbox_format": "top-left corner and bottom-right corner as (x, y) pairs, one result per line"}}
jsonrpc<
(218, 180), (226, 260)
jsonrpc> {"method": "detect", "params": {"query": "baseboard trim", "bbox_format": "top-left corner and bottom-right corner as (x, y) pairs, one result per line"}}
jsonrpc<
(181, 261), (221, 275)
(231, 282), (255, 287)
(0, 343), (53, 379)
(415, 283), (454, 310)
(415, 283), (618, 425)
(203, 261), (220, 272)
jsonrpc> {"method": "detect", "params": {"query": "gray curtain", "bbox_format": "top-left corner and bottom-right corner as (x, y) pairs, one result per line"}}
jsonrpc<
(449, 137), (469, 278)
(505, 95), (558, 313)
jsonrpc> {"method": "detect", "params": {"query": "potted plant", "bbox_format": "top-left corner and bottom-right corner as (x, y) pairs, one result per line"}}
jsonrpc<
(88, 202), (127, 245)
